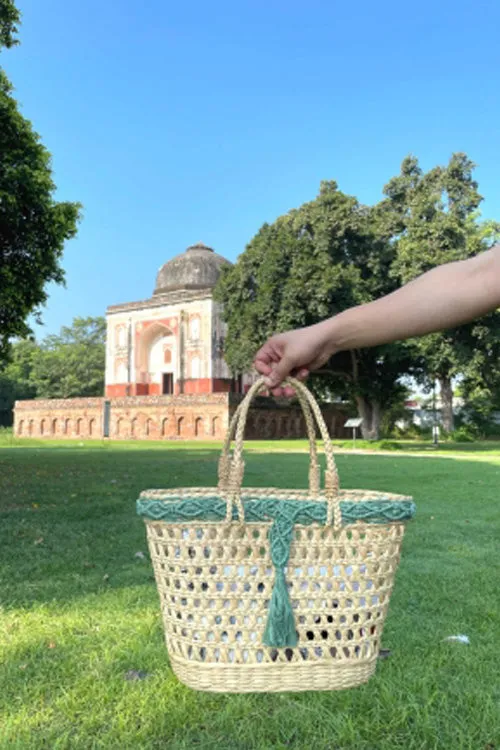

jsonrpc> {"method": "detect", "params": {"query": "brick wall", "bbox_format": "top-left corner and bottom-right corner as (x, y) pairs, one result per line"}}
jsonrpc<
(14, 395), (349, 441)
(110, 397), (229, 439)
(14, 398), (104, 439)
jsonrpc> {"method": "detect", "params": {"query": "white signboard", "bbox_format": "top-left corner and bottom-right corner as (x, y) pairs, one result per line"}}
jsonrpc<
(344, 418), (363, 428)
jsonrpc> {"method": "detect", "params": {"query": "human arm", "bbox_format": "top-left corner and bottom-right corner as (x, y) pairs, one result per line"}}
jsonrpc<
(254, 245), (500, 391)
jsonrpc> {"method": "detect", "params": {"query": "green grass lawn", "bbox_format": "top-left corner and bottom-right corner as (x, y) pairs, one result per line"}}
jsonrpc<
(1, 440), (499, 749)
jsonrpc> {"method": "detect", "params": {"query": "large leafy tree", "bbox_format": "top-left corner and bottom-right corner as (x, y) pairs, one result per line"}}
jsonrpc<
(216, 181), (416, 439)
(381, 153), (500, 431)
(0, 1), (81, 363)
(0, 318), (106, 422)
(29, 317), (106, 399)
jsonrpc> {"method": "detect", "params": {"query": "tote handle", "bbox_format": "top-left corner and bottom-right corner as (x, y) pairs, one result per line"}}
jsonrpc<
(218, 377), (341, 530)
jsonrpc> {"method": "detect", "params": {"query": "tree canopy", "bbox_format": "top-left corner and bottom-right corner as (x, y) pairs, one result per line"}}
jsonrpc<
(380, 153), (500, 430)
(216, 156), (500, 438)
(216, 180), (415, 438)
(0, 0), (81, 362)
(0, 0), (20, 49)
(0, 317), (106, 422)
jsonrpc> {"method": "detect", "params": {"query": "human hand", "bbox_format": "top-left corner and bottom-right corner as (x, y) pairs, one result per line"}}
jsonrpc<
(253, 322), (335, 397)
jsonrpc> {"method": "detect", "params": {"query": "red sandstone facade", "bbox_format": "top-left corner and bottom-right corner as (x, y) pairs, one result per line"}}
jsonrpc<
(14, 394), (349, 441)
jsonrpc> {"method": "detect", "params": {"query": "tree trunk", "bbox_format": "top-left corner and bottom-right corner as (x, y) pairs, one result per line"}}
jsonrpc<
(439, 376), (454, 433)
(355, 396), (382, 440)
(349, 350), (383, 440)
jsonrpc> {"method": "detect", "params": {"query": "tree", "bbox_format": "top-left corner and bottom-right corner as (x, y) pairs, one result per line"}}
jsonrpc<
(0, 337), (37, 424)
(0, 1), (81, 363)
(29, 317), (106, 399)
(0, 0), (20, 49)
(456, 317), (500, 434)
(216, 181), (416, 439)
(0, 318), (105, 423)
(381, 153), (500, 431)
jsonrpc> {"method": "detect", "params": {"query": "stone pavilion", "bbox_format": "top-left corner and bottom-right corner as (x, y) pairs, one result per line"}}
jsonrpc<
(14, 243), (347, 440)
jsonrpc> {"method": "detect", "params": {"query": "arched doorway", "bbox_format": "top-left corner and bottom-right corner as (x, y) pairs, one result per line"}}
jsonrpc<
(137, 323), (176, 395)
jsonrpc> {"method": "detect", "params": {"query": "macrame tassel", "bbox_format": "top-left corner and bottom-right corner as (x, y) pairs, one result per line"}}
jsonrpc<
(262, 567), (298, 648)
(262, 514), (298, 647)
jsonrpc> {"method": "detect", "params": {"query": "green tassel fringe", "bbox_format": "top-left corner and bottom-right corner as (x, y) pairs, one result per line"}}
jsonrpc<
(262, 567), (298, 648)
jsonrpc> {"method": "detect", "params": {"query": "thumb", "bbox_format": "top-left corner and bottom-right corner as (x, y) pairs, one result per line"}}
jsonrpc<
(265, 356), (293, 388)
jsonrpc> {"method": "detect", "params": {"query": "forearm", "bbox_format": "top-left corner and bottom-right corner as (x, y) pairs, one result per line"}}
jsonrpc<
(324, 246), (500, 351)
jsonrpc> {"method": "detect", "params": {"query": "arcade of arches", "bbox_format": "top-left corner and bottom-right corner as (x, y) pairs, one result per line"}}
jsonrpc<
(14, 395), (348, 441)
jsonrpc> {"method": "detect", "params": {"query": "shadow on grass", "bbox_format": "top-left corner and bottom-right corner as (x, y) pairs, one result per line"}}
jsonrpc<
(1, 446), (499, 610)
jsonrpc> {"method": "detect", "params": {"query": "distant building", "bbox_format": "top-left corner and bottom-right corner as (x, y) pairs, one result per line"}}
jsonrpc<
(14, 243), (348, 440)
(104, 242), (249, 397)
(398, 397), (466, 429)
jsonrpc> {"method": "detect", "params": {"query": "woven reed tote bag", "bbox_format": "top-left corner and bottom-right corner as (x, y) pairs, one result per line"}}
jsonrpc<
(136, 377), (415, 693)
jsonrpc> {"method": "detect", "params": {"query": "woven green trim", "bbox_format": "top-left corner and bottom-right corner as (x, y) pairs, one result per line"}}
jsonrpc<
(137, 495), (415, 649)
(136, 495), (416, 526)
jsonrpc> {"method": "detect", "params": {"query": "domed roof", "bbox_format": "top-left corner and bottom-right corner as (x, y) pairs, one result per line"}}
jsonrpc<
(153, 242), (231, 296)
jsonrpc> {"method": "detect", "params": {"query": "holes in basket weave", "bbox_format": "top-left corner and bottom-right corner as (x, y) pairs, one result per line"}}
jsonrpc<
(155, 520), (397, 668)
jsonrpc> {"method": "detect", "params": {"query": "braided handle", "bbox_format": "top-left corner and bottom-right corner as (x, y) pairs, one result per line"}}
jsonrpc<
(219, 385), (321, 495)
(219, 376), (341, 530)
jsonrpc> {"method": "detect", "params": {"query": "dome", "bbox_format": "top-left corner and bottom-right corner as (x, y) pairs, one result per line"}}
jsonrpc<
(153, 242), (231, 296)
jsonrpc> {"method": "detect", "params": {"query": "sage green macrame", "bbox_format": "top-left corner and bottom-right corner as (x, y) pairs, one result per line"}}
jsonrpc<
(137, 495), (415, 648)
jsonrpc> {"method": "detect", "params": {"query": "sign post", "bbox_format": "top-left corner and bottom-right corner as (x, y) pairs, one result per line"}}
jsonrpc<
(344, 418), (363, 449)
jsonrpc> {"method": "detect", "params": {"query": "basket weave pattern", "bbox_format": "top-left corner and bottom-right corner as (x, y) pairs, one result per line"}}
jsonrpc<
(138, 378), (414, 692)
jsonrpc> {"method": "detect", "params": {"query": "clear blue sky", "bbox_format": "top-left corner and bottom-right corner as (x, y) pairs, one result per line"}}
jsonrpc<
(4, 0), (500, 337)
